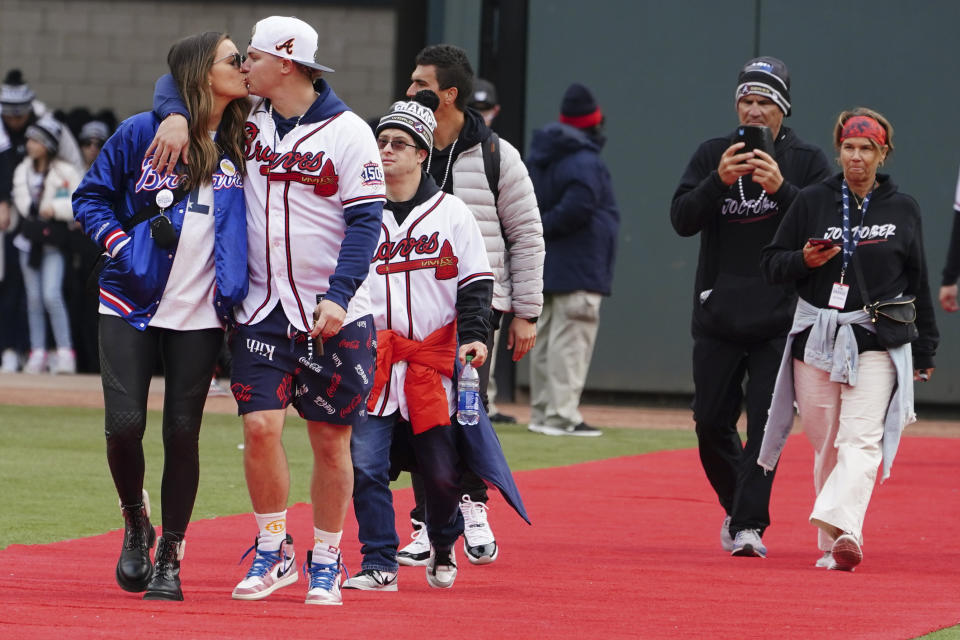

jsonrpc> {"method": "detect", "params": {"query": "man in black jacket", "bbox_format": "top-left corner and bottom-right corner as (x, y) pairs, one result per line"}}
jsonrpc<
(670, 57), (830, 558)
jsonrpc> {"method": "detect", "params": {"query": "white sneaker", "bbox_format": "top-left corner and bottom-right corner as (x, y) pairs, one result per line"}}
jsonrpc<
(342, 569), (398, 591)
(232, 535), (298, 600)
(52, 348), (76, 375)
(425, 546), (457, 589)
(397, 519), (431, 567)
(815, 551), (835, 568)
(0, 349), (18, 373)
(304, 548), (344, 605)
(22, 349), (46, 374)
(830, 534), (862, 571)
(720, 515), (734, 552)
(208, 378), (230, 397)
(460, 494), (498, 565)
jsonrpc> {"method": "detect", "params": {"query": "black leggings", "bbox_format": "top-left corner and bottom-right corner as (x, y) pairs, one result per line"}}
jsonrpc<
(100, 315), (222, 539)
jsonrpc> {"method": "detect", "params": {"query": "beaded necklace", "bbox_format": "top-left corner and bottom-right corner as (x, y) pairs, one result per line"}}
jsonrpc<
(426, 138), (457, 190)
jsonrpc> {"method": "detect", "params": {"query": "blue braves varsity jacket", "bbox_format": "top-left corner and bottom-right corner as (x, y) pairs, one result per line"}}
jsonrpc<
(72, 111), (248, 330)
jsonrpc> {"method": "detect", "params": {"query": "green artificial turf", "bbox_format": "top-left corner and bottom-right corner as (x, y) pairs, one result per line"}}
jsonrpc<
(0, 405), (694, 548)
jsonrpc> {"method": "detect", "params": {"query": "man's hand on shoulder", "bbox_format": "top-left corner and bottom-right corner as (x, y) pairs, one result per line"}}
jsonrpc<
(507, 316), (537, 361)
(146, 114), (190, 176)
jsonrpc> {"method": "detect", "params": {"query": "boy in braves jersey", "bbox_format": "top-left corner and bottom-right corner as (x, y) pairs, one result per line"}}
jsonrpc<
(340, 91), (493, 591)
(149, 16), (384, 605)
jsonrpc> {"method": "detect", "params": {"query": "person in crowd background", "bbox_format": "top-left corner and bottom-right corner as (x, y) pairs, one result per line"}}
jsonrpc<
(670, 57), (830, 558)
(466, 77), (515, 424)
(150, 15), (385, 606)
(397, 44), (543, 568)
(526, 82), (619, 437)
(470, 78), (500, 129)
(11, 116), (80, 374)
(344, 91), (493, 591)
(72, 31), (249, 601)
(759, 107), (938, 571)
(939, 165), (960, 313)
(1, 69), (83, 372)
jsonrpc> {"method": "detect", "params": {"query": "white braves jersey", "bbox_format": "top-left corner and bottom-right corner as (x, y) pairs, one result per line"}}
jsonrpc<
(367, 190), (493, 419)
(238, 100), (386, 331)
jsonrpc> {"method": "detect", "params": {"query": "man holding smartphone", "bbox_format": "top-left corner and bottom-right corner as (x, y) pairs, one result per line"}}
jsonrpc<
(670, 57), (830, 558)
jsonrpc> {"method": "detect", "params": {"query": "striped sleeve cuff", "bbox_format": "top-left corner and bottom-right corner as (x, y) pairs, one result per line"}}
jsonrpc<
(103, 229), (130, 257)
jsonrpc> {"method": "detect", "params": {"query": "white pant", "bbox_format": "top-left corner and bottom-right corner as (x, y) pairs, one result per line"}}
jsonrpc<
(529, 291), (601, 429)
(793, 351), (896, 550)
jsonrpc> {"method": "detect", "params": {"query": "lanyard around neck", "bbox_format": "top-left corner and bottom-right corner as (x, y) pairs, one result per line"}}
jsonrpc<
(840, 179), (873, 281)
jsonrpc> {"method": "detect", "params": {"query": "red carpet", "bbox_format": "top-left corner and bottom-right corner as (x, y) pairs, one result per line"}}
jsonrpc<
(1, 436), (958, 640)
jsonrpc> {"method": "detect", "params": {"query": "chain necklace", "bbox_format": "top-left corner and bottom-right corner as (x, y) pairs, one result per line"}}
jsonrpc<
(736, 175), (766, 207)
(426, 138), (457, 190)
(269, 102), (305, 150)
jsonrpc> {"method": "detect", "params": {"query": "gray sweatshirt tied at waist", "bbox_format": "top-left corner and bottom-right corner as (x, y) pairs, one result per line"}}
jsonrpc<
(758, 298), (915, 482)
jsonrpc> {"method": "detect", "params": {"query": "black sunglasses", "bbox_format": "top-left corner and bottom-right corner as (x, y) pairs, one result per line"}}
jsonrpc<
(214, 52), (245, 69)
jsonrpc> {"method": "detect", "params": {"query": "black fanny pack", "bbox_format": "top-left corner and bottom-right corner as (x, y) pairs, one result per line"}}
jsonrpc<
(853, 255), (919, 348)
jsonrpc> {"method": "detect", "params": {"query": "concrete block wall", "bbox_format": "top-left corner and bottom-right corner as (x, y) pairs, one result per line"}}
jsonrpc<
(0, 0), (396, 122)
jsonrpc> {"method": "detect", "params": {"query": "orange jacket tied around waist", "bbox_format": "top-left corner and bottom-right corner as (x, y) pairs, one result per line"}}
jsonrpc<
(366, 322), (457, 434)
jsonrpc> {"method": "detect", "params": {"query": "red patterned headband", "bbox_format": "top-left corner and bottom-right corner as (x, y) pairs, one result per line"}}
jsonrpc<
(840, 115), (887, 146)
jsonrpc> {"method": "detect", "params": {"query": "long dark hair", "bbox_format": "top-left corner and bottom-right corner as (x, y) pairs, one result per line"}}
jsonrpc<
(167, 32), (247, 189)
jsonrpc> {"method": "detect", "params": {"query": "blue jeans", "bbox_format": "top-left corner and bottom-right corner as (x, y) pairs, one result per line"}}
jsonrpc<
(19, 246), (72, 351)
(351, 412), (464, 571)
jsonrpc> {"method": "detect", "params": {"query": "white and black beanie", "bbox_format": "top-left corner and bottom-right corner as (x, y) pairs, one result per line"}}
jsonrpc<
(376, 90), (439, 151)
(25, 115), (61, 155)
(0, 69), (36, 117)
(735, 56), (791, 116)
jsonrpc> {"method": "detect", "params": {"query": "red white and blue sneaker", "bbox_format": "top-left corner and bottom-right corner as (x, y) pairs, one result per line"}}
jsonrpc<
(304, 548), (345, 605)
(232, 534), (298, 600)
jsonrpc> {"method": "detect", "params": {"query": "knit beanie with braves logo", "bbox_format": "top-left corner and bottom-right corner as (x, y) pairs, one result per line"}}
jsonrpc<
(376, 90), (440, 151)
(735, 56), (792, 116)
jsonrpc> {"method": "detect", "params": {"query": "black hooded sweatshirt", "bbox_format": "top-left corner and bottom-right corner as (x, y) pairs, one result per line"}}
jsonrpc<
(760, 173), (939, 369)
(671, 126), (830, 341)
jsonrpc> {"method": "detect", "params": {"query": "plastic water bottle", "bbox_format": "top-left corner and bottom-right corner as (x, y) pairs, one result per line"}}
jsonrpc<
(457, 355), (480, 425)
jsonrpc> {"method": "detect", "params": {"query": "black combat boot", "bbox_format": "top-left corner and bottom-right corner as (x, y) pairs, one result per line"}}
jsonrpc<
(143, 535), (184, 601)
(116, 501), (156, 592)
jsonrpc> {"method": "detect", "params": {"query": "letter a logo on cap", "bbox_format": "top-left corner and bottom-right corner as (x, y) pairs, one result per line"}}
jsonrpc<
(276, 38), (295, 55)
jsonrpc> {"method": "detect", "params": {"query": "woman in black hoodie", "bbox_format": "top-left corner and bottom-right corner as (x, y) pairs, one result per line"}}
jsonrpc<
(759, 108), (938, 572)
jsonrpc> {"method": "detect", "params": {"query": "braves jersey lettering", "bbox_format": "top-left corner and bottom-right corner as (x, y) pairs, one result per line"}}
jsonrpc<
(367, 190), (494, 419)
(237, 102), (385, 332)
(135, 158), (184, 193)
(372, 231), (440, 261)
